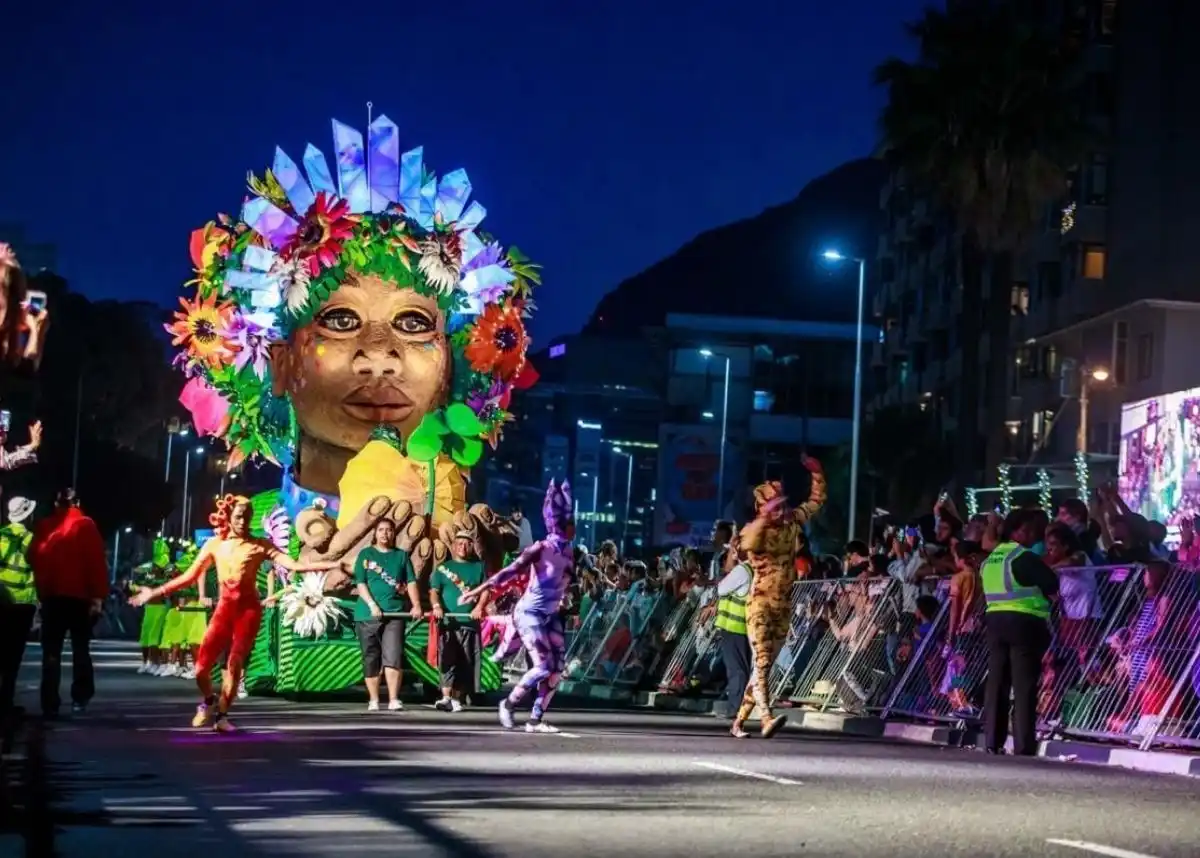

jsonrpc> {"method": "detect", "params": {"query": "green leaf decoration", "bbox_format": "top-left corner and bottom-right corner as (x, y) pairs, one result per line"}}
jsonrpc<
(445, 402), (485, 438)
(451, 437), (483, 467)
(424, 411), (451, 436)
(406, 424), (442, 462)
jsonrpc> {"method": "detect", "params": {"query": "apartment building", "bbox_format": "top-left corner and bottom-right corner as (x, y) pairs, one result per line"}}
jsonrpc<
(870, 0), (1200, 480)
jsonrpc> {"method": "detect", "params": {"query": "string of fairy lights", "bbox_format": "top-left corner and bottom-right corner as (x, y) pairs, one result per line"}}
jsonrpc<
(962, 457), (1091, 519)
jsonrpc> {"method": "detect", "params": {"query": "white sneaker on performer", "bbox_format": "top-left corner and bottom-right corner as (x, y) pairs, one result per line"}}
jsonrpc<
(237, 680), (248, 700)
(525, 721), (560, 734)
(181, 668), (197, 680)
(498, 699), (515, 729)
(434, 697), (453, 712)
(163, 663), (181, 678)
(387, 699), (403, 712)
(213, 715), (237, 734)
(137, 662), (151, 674)
(367, 700), (380, 712)
(450, 699), (463, 713)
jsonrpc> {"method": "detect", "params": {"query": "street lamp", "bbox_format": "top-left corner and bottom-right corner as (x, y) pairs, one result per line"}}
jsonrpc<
(822, 248), (867, 543)
(612, 446), (634, 555)
(112, 525), (133, 581)
(162, 422), (191, 536)
(182, 446), (205, 538)
(699, 348), (731, 519)
(1077, 366), (1110, 455)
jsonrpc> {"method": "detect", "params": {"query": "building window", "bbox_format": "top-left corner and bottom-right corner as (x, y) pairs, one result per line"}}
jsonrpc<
(752, 389), (775, 413)
(1082, 245), (1107, 280)
(1086, 153), (1108, 205)
(1112, 320), (1128, 385)
(1043, 345), (1059, 380)
(1136, 333), (1154, 380)
(1011, 282), (1030, 315)
(1032, 409), (1055, 447)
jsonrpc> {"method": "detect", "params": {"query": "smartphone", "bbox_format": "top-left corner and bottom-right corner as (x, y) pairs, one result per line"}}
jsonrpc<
(0, 411), (10, 432)
(24, 290), (46, 314)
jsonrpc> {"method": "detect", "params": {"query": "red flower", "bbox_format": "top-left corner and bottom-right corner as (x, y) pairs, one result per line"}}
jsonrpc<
(465, 301), (529, 380)
(280, 191), (358, 275)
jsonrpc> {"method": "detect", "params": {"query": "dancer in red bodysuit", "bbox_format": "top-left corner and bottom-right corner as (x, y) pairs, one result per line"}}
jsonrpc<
(131, 495), (336, 731)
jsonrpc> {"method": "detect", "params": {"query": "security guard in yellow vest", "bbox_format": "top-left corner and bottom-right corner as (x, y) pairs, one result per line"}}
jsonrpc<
(980, 508), (1059, 757)
(701, 521), (753, 719)
(0, 496), (38, 719)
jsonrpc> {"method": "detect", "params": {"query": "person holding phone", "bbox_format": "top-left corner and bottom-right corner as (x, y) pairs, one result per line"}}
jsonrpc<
(0, 243), (49, 370)
(0, 415), (41, 472)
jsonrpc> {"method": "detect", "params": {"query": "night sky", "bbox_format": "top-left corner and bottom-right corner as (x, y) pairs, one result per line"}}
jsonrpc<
(3, 0), (927, 342)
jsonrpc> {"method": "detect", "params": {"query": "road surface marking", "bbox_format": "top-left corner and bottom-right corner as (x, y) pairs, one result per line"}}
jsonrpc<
(1047, 840), (1161, 858)
(692, 761), (802, 785)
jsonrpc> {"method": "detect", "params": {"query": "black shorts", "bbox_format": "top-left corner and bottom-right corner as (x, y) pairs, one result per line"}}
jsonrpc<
(438, 623), (480, 692)
(357, 617), (404, 676)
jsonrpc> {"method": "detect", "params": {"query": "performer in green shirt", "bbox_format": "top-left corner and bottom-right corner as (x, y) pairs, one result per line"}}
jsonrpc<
(429, 525), (490, 712)
(353, 518), (422, 712)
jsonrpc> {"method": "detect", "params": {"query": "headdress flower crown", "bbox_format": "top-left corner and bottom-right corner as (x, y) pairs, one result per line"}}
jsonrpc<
(168, 114), (541, 469)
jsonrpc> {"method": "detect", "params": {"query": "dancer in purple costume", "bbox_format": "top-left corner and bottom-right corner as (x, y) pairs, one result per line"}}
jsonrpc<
(461, 480), (574, 733)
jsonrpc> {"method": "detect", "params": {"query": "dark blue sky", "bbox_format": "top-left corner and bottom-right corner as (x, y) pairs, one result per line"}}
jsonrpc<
(2, 0), (927, 342)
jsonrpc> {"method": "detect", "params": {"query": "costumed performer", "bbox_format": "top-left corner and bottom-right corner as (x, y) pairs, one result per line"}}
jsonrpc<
(461, 480), (573, 733)
(131, 494), (336, 731)
(165, 114), (542, 695)
(731, 454), (826, 740)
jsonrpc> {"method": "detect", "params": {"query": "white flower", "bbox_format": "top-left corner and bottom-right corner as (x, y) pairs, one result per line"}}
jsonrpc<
(417, 237), (462, 294)
(279, 573), (346, 639)
(270, 258), (313, 316)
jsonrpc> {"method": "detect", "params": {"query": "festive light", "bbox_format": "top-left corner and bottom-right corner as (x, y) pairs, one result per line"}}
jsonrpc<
(997, 463), (1013, 513)
(965, 487), (979, 518)
(1061, 202), (1077, 235)
(1075, 451), (1089, 499)
(1037, 468), (1053, 514)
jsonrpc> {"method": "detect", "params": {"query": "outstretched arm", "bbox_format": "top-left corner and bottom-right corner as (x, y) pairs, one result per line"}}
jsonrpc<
(792, 455), (827, 526)
(466, 542), (542, 600)
(142, 543), (214, 602)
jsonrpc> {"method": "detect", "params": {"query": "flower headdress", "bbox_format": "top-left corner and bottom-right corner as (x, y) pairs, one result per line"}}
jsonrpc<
(542, 479), (574, 538)
(210, 493), (252, 539)
(168, 115), (541, 470)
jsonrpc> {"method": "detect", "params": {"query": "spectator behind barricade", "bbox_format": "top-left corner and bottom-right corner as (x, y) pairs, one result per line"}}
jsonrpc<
(1095, 483), (1154, 563)
(673, 549), (705, 602)
(1107, 561), (1177, 733)
(1146, 520), (1170, 560)
(708, 520), (734, 579)
(511, 507), (533, 550)
(1056, 498), (1104, 565)
(596, 541), (619, 576)
(887, 523), (934, 614)
(943, 539), (986, 716)
(844, 540), (870, 577)
(29, 488), (108, 718)
(1176, 516), (1200, 565)
(1045, 523), (1102, 676)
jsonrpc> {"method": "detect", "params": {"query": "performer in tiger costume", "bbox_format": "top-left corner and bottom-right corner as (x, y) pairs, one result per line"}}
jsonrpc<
(731, 454), (826, 739)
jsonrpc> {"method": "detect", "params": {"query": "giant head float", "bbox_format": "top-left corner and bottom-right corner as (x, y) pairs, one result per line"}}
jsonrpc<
(169, 113), (538, 582)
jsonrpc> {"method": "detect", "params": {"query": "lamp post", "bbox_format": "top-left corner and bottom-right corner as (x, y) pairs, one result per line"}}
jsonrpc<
(112, 526), (132, 582)
(1077, 366), (1110, 455)
(162, 423), (190, 536)
(699, 349), (731, 520)
(181, 446), (205, 538)
(612, 447), (634, 555)
(822, 249), (867, 542)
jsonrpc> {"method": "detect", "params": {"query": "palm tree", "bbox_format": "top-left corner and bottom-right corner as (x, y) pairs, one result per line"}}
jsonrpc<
(874, 1), (1091, 482)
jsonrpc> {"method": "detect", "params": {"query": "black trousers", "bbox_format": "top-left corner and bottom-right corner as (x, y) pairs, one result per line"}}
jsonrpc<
(0, 602), (37, 716)
(438, 622), (480, 694)
(40, 597), (96, 715)
(719, 630), (752, 717)
(983, 612), (1050, 756)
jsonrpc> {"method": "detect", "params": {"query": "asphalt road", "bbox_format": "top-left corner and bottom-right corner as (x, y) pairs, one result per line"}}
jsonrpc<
(3, 640), (1199, 858)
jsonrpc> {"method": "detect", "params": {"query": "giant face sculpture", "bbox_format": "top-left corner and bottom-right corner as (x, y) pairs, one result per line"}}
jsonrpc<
(168, 115), (539, 577)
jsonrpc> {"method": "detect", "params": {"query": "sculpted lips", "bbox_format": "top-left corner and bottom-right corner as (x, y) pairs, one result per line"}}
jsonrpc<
(342, 384), (415, 424)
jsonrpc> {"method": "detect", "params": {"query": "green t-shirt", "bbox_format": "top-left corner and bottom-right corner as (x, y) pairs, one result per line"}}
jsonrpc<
(353, 545), (412, 621)
(430, 559), (486, 623)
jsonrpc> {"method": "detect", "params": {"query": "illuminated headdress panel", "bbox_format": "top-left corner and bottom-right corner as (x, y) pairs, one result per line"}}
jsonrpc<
(168, 115), (540, 469)
(543, 478), (574, 537)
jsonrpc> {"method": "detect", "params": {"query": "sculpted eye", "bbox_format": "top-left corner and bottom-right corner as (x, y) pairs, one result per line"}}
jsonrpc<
(393, 311), (435, 335)
(317, 308), (361, 333)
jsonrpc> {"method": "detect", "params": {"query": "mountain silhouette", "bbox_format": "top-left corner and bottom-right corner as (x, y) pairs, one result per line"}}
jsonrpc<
(582, 157), (888, 336)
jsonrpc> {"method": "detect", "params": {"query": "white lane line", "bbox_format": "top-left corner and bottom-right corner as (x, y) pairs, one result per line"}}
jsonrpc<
(692, 760), (802, 786)
(136, 723), (581, 737)
(1047, 839), (1161, 858)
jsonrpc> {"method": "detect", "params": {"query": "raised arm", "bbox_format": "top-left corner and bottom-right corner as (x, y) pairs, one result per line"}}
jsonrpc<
(792, 455), (827, 526)
(483, 542), (542, 592)
(151, 542), (215, 600)
(271, 546), (339, 574)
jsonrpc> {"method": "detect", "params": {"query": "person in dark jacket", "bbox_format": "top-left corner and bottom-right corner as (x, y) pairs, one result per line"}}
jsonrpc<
(29, 488), (108, 717)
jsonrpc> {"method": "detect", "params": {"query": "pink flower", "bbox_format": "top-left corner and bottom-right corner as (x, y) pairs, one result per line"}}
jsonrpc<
(179, 376), (231, 438)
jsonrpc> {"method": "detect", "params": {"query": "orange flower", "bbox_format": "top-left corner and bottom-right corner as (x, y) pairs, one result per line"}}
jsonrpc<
(280, 191), (358, 275)
(165, 292), (236, 367)
(465, 301), (529, 380)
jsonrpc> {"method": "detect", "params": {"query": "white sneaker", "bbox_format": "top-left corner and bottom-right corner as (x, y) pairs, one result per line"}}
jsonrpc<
(237, 680), (248, 700)
(137, 662), (151, 674)
(450, 699), (463, 713)
(181, 668), (196, 680)
(498, 700), (514, 729)
(525, 721), (560, 734)
(387, 699), (402, 712)
(367, 700), (380, 712)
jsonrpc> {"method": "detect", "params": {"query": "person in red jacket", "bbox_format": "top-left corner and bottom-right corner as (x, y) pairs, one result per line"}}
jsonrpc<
(29, 487), (108, 717)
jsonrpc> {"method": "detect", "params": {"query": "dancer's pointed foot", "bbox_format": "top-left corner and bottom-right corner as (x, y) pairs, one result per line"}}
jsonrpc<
(191, 703), (213, 728)
(498, 699), (515, 729)
(525, 721), (560, 734)
(213, 714), (237, 734)
(760, 714), (787, 739)
(730, 721), (749, 739)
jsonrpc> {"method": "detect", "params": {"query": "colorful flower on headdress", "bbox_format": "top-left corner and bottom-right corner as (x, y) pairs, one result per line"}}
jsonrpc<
(465, 300), (529, 380)
(189, 223), (234, 272)
(165, 293), (236, 367)
(271, 258), (314, 316)
(466, 378), (512, 417)
(178, 376), (232, 438)
(229, 314), (271, 379)
(401, 218), (462, 294)
(281, 192), (357, 276)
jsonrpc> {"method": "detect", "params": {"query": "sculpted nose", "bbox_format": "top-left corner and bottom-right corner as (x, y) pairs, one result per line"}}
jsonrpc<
(351, 321), (402, 376)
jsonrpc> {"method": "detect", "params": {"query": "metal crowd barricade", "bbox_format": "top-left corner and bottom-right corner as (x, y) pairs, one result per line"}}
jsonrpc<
(769, 577), (906, 714)
(653, 593), (720, 693)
